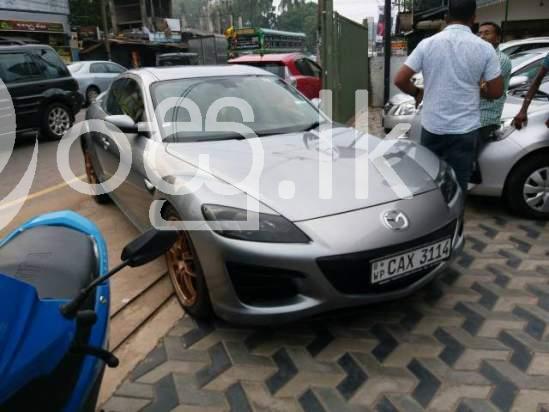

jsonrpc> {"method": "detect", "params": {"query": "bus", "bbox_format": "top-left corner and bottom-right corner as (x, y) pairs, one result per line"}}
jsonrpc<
(228, 27), (306, 56)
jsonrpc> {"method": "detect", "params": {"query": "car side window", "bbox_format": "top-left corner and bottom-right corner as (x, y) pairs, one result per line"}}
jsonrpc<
(119, 79), (145, 122)
(33, 48), (69, 79)
(90, 63), (108, 73)
(106, 78), (144, 122)
(307, 59), (322, 78)
(105, 78), (126, 115)
(295, 58), (314, 77)
(107, 63), (125, 74)
(0, 52), (42, 83)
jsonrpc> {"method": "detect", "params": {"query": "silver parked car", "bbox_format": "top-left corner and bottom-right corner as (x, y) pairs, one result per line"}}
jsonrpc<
(383, 48), (549, 133)
(68, 61), (126, 105)
(400, 78), (549, 219)
(81, 66), (465, 324)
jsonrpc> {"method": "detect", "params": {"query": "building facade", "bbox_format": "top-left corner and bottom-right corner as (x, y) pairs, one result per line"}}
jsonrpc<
(0, 0), (72, 60)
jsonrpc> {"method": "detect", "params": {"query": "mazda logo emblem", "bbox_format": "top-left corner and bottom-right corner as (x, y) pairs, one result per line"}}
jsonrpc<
(382, 210), (410, 230)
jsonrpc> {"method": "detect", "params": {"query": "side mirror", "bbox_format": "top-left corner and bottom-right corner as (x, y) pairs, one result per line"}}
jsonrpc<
(311, 98), (321, 108)
(105, 114), (138, 134)
(509, 75), (529, 88)
(121, 229), (177, 267)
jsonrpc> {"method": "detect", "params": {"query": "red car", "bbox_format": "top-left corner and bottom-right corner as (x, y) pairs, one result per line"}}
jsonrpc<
(228, 53), (322, 99)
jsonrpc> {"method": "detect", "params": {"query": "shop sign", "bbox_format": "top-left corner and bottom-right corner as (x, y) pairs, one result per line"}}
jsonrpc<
(0, 20), (64, 33)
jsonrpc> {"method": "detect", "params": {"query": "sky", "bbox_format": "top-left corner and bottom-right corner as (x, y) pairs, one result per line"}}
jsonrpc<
(273, 0), (380, 23)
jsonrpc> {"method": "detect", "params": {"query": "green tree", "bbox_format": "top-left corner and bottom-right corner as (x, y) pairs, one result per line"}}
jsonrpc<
(173, 0), (205, 28)
(69, 0), (102, 26)
(212, 0), (276, 29)
(277, 1), (317, 52)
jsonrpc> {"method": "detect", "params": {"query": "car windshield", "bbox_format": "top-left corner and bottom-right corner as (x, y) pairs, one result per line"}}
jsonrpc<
(68, 62), (84, 73)
(151, 75), (322, 142)
(510, 51), (544, 68)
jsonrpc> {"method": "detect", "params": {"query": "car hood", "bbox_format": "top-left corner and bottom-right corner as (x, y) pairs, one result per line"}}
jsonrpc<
(389, 93), (414, 106)
(502, 95), (547, 119)
(165, 127), (441, 221)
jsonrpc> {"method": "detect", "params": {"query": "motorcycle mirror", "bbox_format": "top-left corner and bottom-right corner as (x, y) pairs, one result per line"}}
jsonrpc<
(121, 229), (178, 267)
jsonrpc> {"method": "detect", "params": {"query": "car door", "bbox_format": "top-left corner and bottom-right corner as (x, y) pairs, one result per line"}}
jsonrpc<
(89, 63), (114, 92)
(293, 57), (322, 99)
(97, 76), (155, 229)
(0, 51), (45, 132)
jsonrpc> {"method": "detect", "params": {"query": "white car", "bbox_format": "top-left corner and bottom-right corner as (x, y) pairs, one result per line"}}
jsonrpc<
(398, 79), (549, 219)
(68, 61), (126, 105)
(383, 48), (549, 133)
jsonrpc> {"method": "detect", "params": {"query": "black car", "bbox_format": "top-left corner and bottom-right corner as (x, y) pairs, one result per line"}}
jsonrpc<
(0, 45), (83, 140)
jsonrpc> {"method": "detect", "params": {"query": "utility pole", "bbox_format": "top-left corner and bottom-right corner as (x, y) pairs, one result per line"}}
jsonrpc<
(383, 0), (392, 104)
(100, 0), (112, 60)
(319, 0), (334, 92)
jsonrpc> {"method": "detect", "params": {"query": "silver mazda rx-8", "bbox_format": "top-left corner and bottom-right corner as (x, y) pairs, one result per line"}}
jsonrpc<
(82, 66), (464, 324)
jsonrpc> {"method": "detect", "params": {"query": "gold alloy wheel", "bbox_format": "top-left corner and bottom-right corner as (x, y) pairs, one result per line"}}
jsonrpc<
(84, 150), (98, 185)
(166, 217), (199, 307)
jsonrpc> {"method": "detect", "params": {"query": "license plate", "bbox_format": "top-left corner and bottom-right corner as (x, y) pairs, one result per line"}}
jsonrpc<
(371, 238), (452, 285)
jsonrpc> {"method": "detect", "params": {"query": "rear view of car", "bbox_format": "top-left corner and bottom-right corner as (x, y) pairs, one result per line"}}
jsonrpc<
(0, 45), (82, 140)
(68, 61), (126, 105)
(229, 53), (322, 99)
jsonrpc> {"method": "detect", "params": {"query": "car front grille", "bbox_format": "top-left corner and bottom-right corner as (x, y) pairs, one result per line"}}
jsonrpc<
(317, 220), (457, 295)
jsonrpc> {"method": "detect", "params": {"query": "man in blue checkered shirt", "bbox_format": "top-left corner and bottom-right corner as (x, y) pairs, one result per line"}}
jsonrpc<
(513, 52), (549, 130)
(478, 22), (512, 143)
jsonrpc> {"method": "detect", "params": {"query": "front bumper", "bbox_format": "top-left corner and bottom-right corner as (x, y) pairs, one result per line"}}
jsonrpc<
(191, 189), (464, 325)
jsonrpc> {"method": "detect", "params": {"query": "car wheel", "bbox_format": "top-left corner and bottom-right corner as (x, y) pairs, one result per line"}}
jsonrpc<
(42, 102), (72, 141)
(83, 147), (110, 204)
(505, 153), (549, 219)
(86, 86), (100, 106)
(164, 206), (213, 319)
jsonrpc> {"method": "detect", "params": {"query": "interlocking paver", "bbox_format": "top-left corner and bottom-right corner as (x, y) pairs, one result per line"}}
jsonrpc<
(105, 203), (549, 411)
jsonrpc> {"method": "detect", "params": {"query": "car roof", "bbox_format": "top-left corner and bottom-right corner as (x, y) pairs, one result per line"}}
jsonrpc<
(501, 37), (549, 48)
(69, 60), (121, 65)
(228, 53), (304, 64)
(133, 65), (277, 81)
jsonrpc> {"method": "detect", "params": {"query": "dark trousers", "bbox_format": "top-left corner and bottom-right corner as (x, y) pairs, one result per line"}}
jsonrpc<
(421, 128), (479, 193)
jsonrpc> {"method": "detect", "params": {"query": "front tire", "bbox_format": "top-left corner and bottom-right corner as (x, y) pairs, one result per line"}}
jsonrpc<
(164, 206), (213, 320)
(505, 153), (549, 219)
(41, 102), (73, 141)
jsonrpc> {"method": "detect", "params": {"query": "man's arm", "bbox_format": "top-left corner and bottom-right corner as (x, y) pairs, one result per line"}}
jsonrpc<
(394, 42), (424, 107)
(513, 66), (549, 129)
(483, 75), (504, 100)
(394, 65), (423, 106)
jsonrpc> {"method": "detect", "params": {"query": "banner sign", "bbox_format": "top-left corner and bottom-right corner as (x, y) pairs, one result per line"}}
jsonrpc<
(0, 20), (64, 33)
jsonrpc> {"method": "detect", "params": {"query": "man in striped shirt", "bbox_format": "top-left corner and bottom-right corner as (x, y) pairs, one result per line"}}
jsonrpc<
(478, 22), (512, 143)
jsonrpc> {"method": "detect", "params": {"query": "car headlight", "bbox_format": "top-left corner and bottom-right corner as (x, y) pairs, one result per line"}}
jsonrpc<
(201, 204), (310, 243)
(435, 161), (459, 204)
(395, 102), (417, 116)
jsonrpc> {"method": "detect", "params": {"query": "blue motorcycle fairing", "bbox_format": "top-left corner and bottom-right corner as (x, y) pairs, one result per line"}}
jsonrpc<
(0, 211), (110, 412)
(0, 274), (75, 404)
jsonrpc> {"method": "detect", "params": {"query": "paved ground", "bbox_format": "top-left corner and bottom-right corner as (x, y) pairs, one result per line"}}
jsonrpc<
(103, 195), (549, 412)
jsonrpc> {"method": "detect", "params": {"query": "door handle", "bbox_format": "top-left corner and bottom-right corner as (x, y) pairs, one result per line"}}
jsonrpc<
(144, 179), (155, 193)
